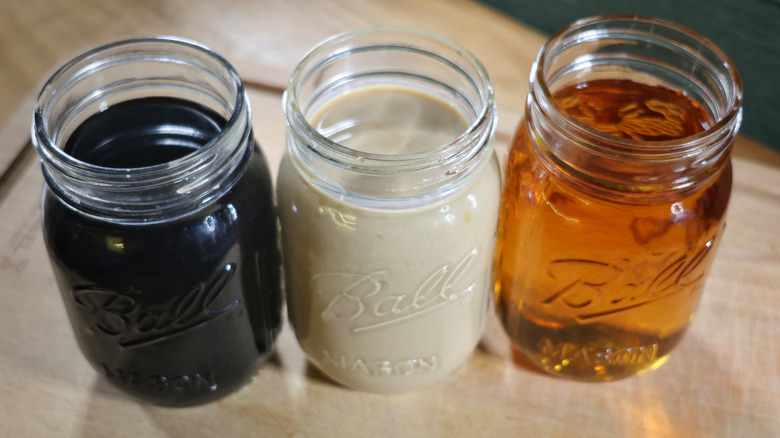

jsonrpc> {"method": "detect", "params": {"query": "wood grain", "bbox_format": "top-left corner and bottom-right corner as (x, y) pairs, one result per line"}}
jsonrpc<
(0, 1), (778, 437)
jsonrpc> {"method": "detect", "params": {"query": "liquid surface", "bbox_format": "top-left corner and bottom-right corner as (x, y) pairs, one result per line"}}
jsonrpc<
(555, 79), (711, 141)
(44, 97), (282, 405)
(494, 79), (730, 381)
(65, 97), (222, 167)
(312, 86), (467, 155)
(279, 86), (500, 392)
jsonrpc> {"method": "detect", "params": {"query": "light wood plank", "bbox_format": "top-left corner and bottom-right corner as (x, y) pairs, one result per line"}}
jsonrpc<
(0, 1), (778, 437)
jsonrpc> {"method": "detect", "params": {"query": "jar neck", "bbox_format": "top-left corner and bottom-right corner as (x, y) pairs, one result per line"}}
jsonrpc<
(32, 37), (251, 223)
(283, 28), (496, 209)
(526, 15), (742, 194)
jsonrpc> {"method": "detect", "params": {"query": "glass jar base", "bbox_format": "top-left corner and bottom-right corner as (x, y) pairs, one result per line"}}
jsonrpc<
(503, 314), (686, 382)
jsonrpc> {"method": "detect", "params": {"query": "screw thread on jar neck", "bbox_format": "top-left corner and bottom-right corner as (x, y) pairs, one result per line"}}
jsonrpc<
(526, 15), (743, 195)
(32, 37), (251, 223)
(283, 27), (497, 209)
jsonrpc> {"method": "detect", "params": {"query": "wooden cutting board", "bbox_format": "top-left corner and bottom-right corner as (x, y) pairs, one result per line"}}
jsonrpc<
(1, 1), (778, 436)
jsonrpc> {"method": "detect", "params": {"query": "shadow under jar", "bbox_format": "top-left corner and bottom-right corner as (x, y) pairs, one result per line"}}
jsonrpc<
(32, 38), (282, 406)
(278, 28), (499, 393)
(493, 15), (743, 381)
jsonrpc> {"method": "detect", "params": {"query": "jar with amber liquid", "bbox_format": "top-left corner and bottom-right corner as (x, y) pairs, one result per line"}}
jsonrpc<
(493, 16), (742, 381)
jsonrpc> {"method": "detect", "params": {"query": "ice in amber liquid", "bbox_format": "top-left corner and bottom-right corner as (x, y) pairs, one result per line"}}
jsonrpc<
(494, 79), (732, 381)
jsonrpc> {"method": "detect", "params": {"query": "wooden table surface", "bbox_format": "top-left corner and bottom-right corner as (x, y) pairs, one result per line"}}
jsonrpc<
(1, 1), (778, 437)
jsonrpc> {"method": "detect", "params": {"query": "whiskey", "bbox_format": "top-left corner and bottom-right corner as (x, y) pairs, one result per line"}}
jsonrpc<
(494, 79), (732, 381)
(554, 79), (711, 141)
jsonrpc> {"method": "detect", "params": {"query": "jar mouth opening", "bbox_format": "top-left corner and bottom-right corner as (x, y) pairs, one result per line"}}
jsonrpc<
(31, 36), (254, 222)
(284, 27), (496, 174)
(32, 36), (246, 178)
(533, 14), (743, 160)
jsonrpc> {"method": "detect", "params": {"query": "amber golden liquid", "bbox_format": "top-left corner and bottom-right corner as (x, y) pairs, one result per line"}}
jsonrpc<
(494, 79), (732, 381)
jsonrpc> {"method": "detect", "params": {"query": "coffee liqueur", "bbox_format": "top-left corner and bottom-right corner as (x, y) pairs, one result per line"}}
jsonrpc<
(33, 39), (281, 406)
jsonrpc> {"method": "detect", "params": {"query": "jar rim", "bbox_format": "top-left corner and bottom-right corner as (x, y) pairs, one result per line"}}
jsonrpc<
(31, 36), (253, 222)
(32, 36), (246, 177)
(533, 14), (743, 159)
(283, 27), (496, 174)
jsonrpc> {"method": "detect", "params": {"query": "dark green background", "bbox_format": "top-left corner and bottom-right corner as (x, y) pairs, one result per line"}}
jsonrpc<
(479, 0), (779, 150)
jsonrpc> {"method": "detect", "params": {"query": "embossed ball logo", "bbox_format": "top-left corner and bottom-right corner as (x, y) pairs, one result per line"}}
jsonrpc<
(541, 239), (715, 320)
(313, 248), (480, 333)
(72, 264), (240, 348)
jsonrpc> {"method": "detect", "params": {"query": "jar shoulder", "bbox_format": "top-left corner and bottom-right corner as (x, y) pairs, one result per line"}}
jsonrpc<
(277, 151), (501, 215)
(505, 123), (732, 214)
(41, 147), (276, 274)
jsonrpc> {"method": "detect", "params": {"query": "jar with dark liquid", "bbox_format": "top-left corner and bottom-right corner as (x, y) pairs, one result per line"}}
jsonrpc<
(493, 16), (742, 381)
(31, 38), (282, 405)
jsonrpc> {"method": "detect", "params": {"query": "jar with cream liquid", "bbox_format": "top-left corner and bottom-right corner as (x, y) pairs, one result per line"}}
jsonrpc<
(278, 28), (499, 393)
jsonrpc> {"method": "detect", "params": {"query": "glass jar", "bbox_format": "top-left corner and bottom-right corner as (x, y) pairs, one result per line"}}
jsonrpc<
(32, 37), (282, 405)
(278, 28), (499, 393)
(493, 16), (742, 381)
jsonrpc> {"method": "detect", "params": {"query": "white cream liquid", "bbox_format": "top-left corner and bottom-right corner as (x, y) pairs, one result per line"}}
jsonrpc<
(277, 86), (499, 393)
(313, 86), (467, 154)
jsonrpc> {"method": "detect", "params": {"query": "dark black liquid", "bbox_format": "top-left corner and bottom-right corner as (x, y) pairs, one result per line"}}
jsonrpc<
(65, 97), (222, 168)
(43, 98), (282, 406)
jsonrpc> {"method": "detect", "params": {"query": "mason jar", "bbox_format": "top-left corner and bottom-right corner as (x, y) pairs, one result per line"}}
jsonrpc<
(492, 16), (743, 381)
(32, 37), (282, 406)
(278, 28), (499, 393)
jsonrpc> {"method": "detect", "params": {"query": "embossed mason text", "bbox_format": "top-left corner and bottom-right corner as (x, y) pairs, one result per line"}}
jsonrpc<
(322, 350), (439, 376)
